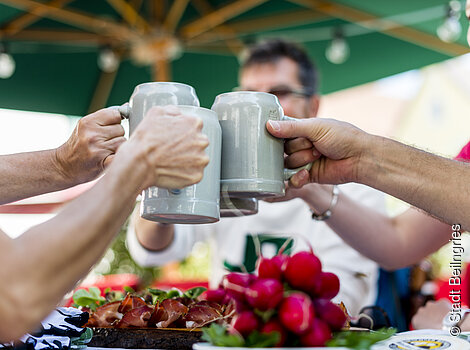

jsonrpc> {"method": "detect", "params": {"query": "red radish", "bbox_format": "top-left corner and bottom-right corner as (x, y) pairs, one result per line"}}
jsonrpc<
(204, 288), (225, 304)
(223, 272), (253, 300)
(278, 292), (315, 335)
(261, 318), (287, 347)
(300, 318), (332, 346)
(224, 295), (249, 313)
(314, 272), (340, 299)
(272, 254), (289, 271)
(257, 257), (282, 280)
(314, 299), (347, 330)
(284, 252), (322, 292)
(229, 310), (260, 337)
(245, 278), (284, 311)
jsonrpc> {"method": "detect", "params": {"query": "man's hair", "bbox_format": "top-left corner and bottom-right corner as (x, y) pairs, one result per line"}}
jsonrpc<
(240, 39), (318, 96)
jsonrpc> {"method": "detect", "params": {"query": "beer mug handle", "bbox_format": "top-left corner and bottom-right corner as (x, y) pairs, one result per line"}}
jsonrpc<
(280, 115), (313, 180)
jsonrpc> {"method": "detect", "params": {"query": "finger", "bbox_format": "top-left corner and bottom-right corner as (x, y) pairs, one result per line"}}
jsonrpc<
(103, 153), (114, 169)
(91, 107), (122, 126)
(289, 169), (310, 188)
(102, 124), (125, 140)
(104, 136), (126, 152)
(285, 149), (318, 168)
(285, 137), (313, 154)
(266, 119), (316, 139)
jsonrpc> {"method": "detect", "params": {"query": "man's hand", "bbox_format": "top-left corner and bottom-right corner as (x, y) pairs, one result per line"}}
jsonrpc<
(411, 299), (451, 330)
(266, 118), (369, 188)
(124, 106), (209, 190)
(54, 107), (126, 184)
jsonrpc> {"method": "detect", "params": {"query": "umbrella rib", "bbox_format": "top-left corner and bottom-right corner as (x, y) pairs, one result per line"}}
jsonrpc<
(1, 0), (74, 36)
(180, 0), (268, 40)
(185, 0), (246, 55)
(188, 9), (328, 46)
(105, 0), (150, 34)
(288, 0), (470, 57)
(0, 0), (139, 41)
(88, 67), (120, 114)
(163, 0), (190, 33)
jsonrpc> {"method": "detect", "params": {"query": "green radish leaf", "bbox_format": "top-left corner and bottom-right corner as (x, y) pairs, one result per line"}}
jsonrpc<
(327, 328), (396, 350)
(245, 330), (280, 348)
(201, 324), (244, 347)
(183, 287), (207, 299)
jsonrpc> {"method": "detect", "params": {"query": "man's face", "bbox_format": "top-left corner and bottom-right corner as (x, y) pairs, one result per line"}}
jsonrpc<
(239, 57), (319, 119)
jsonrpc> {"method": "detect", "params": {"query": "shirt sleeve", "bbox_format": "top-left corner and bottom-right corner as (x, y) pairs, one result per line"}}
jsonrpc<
(126, 218), (195, 267)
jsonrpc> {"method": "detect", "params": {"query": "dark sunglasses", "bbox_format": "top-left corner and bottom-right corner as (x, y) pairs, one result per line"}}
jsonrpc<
(234, 85), (313, 99)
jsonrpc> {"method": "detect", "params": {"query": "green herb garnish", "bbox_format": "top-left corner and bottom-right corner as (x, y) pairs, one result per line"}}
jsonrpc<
(201, 323), (280, 348)
(72, 287), (106, 311)
(327, 328), (396, 350)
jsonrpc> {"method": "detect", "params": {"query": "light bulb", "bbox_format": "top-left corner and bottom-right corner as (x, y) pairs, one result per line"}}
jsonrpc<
(98, 48), (119, 73)
(437, 0), (462, 43)
(325, 37), (350, 64)
(437, 15), (462, 42)
(0, 52), (15, 79)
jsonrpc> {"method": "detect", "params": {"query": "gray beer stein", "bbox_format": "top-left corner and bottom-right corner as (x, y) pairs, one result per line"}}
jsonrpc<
(212, 91), (311, 198)
(120, 82), (222, 223)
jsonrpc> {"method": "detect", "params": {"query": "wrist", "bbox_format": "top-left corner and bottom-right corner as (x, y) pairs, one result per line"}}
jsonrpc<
(51, 146), (81, 187)
(311, 185), (339, 221)
(356, 134), (384, 186)
(108, 141), (150, 194)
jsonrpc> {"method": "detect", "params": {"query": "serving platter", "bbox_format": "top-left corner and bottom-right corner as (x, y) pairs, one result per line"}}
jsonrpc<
(193, 343), (349, 350)
(88, 327), (202, 350)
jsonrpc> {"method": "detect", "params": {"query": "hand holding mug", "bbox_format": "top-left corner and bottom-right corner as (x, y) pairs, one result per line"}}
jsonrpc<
(266, 117), (368, 187)
(55, 107), (126, 184)
(128, 106), (210, 190)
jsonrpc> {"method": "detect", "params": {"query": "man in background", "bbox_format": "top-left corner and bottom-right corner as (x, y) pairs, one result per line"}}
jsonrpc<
(127, 39), (386, 316)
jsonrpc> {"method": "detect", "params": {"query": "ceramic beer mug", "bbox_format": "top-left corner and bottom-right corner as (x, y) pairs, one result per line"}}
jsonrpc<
(220, 197), (258, 217)
(119, 82), (222, 224)
(212, 91), (311, 198)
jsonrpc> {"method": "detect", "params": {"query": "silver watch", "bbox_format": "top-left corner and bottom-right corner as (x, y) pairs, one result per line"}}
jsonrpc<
(442, 309), (470, 330)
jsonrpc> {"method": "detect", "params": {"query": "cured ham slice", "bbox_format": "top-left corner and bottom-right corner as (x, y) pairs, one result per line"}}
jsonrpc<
(85, 301), (122, 327)
(115, 305), (154, 328)
(149, 299), (189, 328)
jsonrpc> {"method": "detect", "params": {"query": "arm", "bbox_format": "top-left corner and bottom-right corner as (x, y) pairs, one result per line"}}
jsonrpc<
(0, 108), (126, 205)
(126, 211), (195, 267)
(267, 180), (451, 270)
(0, 106), (209, 341)
(267, 118), (470, 230)
(133, 209), (175, 252)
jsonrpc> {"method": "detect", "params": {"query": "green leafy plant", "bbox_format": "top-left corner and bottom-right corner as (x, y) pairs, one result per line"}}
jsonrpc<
(72, 287), (106, 311)
(202, 324), (279, 348)
(326, 328), (396, 350)
(147, 286), (207, 304)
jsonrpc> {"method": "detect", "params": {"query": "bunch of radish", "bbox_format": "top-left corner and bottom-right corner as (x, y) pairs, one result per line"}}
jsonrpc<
(204, 250), (348, 347)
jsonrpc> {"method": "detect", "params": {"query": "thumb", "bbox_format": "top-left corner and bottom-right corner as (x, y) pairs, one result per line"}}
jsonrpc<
(266, 119), (315, 140)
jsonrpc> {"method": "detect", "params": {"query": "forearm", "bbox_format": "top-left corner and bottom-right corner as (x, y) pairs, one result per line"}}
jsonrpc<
(134, 210), (175, 251)
(359, 136), (470, 230)
(0, 150), (75, 205)
(302, 186), (405, 269)
(0, 153), (146, 340)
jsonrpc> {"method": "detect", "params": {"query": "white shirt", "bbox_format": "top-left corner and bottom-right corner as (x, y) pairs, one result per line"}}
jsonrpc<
(127, 183), (385, 316)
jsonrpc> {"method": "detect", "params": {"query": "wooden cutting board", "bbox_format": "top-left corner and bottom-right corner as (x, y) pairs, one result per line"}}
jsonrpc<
(89, 327), (203, 350)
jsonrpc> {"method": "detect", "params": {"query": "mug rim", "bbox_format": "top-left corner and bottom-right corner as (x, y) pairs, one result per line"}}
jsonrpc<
(134, 81), (197, 91)
(214, 90), (279, 100)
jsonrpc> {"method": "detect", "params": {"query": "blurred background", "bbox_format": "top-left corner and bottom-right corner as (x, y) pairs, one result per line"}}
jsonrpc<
(0, 0), (469, 310)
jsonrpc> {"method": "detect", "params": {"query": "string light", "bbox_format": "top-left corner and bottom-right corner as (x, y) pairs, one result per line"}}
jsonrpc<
(325, 27), (350, 65)
(0, 43), (15, 79)
(437, 0), (462, 43)
(97, 47), (119, 73)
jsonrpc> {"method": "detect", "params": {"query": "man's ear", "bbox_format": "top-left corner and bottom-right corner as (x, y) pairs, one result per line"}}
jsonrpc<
(308, 94), (321, 118)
